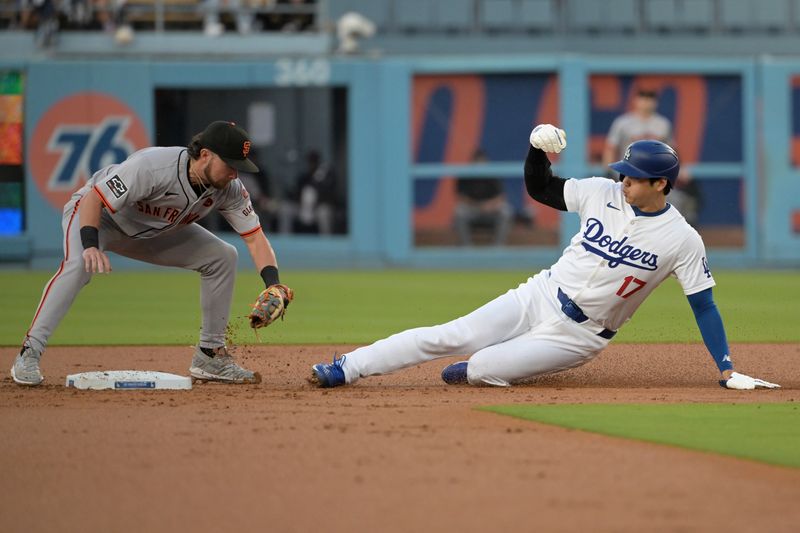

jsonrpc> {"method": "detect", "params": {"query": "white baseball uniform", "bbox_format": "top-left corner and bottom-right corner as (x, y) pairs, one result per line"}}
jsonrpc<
(24, 147), (261, 354)
(337, 177), (714, 386)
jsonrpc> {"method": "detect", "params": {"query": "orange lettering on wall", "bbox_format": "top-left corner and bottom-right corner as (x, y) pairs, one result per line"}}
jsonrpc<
(411, 75), (485, 228)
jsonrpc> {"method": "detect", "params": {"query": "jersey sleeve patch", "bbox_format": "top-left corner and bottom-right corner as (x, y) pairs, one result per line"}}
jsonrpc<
(105, 175), (129, 199)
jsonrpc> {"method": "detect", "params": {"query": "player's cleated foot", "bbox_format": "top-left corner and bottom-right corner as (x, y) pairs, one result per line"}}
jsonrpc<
(11, 345), (44, 386)
(441, 361), (469, 385)
(309, 355), (347, 388)
(189, 346), (261, 384)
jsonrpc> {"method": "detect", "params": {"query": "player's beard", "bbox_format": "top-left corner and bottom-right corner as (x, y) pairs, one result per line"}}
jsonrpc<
(203, 166), (231, 190)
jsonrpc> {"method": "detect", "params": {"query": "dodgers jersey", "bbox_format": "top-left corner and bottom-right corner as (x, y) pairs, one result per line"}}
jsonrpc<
(73, 147), (261, 239)
(548, 177), (715, 332)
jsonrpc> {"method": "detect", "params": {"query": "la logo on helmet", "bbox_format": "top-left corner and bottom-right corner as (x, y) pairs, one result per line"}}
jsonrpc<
(624, 146), (631, 160)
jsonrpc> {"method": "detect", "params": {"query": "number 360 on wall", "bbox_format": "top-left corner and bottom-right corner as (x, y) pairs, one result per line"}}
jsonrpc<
(275, 58), (331, 86)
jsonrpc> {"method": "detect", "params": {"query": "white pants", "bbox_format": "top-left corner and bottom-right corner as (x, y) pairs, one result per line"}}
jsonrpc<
(341, 271), (611, 386)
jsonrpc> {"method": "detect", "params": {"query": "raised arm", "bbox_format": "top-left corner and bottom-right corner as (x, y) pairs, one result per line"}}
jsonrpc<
(525, 124), (569, 211)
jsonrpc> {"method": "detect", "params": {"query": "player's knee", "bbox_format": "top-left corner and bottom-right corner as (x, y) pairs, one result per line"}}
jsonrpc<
(218, 241), (238, 269)
(63, 254), (93, 285)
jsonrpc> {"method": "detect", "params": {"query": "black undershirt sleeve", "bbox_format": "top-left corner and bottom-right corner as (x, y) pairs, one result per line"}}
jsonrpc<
(523, 146), (568, 211)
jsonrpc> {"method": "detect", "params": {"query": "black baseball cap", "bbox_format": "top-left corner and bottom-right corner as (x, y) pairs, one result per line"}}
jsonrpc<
(198, 121), (259, 173)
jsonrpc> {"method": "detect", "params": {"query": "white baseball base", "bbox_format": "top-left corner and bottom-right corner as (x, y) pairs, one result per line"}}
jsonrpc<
(65, 370), (192, 390)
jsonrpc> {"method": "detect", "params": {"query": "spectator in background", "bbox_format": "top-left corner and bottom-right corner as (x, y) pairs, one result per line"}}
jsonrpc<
(252, 0), (314, 33)
(290, 149), (338, 235)
(453, 149), (513, 246)
(204, 0), (257, 36)
(18, 0), (59, 48)
(277, 0), (313, 31)
(602, 89), (672, 180)
(93, 0), (127, 31)
(62, 0), (92, 29)
(602, 87), (702, 225)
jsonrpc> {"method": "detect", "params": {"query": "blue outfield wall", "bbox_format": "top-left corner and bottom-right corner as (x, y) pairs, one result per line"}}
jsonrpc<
(1, 55), (799, 270)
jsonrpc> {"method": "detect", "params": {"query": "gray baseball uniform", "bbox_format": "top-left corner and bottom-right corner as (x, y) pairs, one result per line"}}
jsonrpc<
(24, 146), (260, 354)
(607, 112), (672, 157)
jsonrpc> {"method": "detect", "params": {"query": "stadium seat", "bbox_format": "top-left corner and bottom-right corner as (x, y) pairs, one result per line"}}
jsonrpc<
(603, 0), (638, 32)
(566, 0), (604, 32)
(719, 0), (751, 32)
(645, 0), (678, 32)
(433, 0), (475, 32)
(567, 0), (635, 33)
(751, 0), (790, 32)
(519, 0), (557, 32)
(680, 0), (715, 33)
(481, 0), (516, 31)
(795, 0), (800, 29)
(394, 0), (436, 31)
(720, 0), (789, 33)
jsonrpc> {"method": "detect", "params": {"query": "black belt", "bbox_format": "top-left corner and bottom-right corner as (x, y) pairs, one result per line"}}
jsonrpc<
(557, 288), (616, 340)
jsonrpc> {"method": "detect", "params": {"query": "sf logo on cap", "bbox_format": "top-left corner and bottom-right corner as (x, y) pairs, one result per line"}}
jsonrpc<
(242, 141), (251, 158)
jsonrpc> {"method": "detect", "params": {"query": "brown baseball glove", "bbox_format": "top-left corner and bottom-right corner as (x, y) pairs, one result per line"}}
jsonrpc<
(249, 284), (294, 329)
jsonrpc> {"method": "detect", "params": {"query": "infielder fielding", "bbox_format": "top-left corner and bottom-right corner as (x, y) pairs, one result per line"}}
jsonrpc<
(310, 124), (779, 391)
(12, 121), (292, 386)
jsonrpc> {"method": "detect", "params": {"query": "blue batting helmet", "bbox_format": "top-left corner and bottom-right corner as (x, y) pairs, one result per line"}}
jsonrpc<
(609, 140), (680, 186)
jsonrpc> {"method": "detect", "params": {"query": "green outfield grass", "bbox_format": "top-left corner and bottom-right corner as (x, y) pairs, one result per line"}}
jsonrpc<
(482, 403), (800, 468)
(0, 270), (797, 346)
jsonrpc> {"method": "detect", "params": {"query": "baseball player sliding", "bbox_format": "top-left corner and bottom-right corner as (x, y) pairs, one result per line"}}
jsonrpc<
(310, 124), (779, 391)
(12, 121), (293, 386)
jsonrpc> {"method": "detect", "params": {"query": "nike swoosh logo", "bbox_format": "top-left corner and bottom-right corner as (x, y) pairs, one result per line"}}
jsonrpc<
(606, 202), (621, 211)
(164, 192), (178, 197)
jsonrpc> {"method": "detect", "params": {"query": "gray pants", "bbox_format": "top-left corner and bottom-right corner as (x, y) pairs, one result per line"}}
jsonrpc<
(24, 195), (237, 355)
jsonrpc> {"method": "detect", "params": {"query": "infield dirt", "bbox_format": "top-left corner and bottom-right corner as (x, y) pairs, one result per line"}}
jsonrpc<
(1, 343), (798, 533)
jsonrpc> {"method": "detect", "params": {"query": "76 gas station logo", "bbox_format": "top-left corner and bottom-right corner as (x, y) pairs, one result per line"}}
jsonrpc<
(47, 117), (135, 190)
(29, 92), (150, 210)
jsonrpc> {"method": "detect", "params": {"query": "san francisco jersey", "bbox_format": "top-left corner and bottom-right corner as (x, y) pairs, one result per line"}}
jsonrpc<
(548, 177), (715, 331)
(73, 147), (261, 239)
